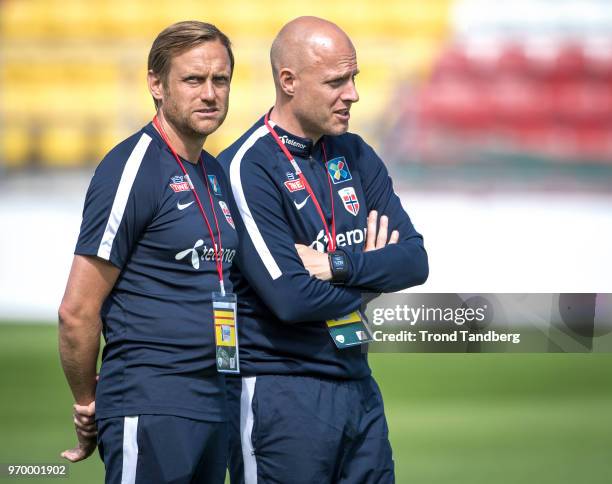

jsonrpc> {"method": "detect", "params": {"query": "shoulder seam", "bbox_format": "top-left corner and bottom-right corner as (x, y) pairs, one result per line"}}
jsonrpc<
(97, 132), (153, 261)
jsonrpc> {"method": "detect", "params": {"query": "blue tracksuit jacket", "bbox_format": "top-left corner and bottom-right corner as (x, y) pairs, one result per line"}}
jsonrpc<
(218, 116), (428, 379)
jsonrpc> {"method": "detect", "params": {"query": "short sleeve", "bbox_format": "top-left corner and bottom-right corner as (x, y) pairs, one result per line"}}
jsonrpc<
(75, 132), (157, 269)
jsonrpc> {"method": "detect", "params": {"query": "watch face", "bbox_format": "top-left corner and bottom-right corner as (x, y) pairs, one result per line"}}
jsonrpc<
(330, 252), (348, 283)
(331, 253), (346, 270)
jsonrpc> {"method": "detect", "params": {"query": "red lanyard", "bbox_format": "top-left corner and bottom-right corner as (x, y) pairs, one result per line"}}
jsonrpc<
(263, 112), (337, 252)
(153, 115), (225, 294)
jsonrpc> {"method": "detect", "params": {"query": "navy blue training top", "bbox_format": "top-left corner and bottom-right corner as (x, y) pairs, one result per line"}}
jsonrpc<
(75, 122), (238, 422)
(218, 116), (428, 379)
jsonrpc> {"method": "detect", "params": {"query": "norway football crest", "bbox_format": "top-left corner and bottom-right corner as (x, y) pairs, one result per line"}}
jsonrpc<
(218, 201), (235, 229)
(338, 187), (360, 216)
(327, 157), (352, 184)
(208, 175), (222, 196)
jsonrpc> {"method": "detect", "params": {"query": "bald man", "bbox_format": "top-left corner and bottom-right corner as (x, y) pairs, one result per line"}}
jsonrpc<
(218, 17), (428, 483)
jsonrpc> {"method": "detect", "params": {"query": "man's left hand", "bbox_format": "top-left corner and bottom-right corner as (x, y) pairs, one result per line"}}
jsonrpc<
(365, 211), (399, 252)
(60, 401), (97, 463)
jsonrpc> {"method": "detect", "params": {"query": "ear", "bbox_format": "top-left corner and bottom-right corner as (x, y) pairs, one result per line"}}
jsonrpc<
(278, 67), (297, 97)
(147, 70), (164, 106)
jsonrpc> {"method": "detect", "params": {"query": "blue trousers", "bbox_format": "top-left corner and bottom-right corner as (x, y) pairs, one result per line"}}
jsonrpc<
(227, 375), (395, 484)
(97, 415), (227, 484)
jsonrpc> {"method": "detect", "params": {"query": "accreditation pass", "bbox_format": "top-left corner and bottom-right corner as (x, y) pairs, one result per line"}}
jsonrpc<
(212, 292), (239, 373)
(326, 310), (374, 349)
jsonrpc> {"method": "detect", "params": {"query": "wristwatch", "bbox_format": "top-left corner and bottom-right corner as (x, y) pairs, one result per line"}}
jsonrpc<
(328, 250), (349, 284)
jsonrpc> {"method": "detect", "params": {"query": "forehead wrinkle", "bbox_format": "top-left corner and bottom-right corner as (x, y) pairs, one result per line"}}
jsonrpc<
(305, 48), (358, 79)
(170, 43), (231, 77)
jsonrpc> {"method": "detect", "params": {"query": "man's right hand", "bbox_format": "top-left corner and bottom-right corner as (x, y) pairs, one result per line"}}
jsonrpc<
(61, 401), (97, 462)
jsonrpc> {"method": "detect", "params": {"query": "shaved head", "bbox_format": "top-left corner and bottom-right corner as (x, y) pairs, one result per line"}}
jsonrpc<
(269, 16), (359, 141)
(270, 16), (354, 88)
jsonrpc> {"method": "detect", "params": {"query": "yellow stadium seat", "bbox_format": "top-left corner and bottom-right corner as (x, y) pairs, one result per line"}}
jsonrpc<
(0, 1), (46, 40)
(46, 1), (96, 39)
(91, 124), (132, 162)
(39, 125), (88, 167)
(0, 125), (30, 168)
(0, 0), (455, 169)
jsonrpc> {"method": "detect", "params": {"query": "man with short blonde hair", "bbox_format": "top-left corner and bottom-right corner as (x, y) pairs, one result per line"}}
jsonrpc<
(59, 21), (237, 483)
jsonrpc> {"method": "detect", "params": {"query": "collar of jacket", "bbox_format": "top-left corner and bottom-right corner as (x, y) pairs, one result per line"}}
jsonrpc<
(269, 123), (316, 158)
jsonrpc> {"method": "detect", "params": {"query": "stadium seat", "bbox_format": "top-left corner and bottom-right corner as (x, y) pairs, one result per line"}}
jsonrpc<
(0, 125), (31, 168)
(91, 124), (129, 163)
(0, 0), (456, 168)
(39, 125), (89, 168)
(462, 41), (500, 79)
(431, 46), (472, 81)
(553, 80), (612, 125)
(583, 42), (612, 81)
(523, 41), (558, 80)
(496, 43), (529, 78)
(550, 43), (587, 81)
(489, 78), (552, 124)
(419, 78), (491, 132)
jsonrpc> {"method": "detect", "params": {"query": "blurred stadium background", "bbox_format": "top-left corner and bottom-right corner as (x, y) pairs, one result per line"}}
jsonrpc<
(1, 0), (611, 482)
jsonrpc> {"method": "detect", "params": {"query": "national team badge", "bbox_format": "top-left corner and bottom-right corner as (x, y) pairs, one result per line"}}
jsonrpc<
(338, 187), (360, 216)
(327, 157), (352, 184)
(208, 175), (222, 196)
(218, 201), (235, 229)
(169, 174), (192, 192)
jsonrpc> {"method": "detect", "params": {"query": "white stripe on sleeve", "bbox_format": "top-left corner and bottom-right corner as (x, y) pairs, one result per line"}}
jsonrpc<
(229, 124), (282, 280)
(97, 133), (152, 261)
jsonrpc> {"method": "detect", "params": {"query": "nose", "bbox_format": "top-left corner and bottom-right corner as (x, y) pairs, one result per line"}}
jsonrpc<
(343, 78), (359, 104)
(200, 80), (215, 102)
